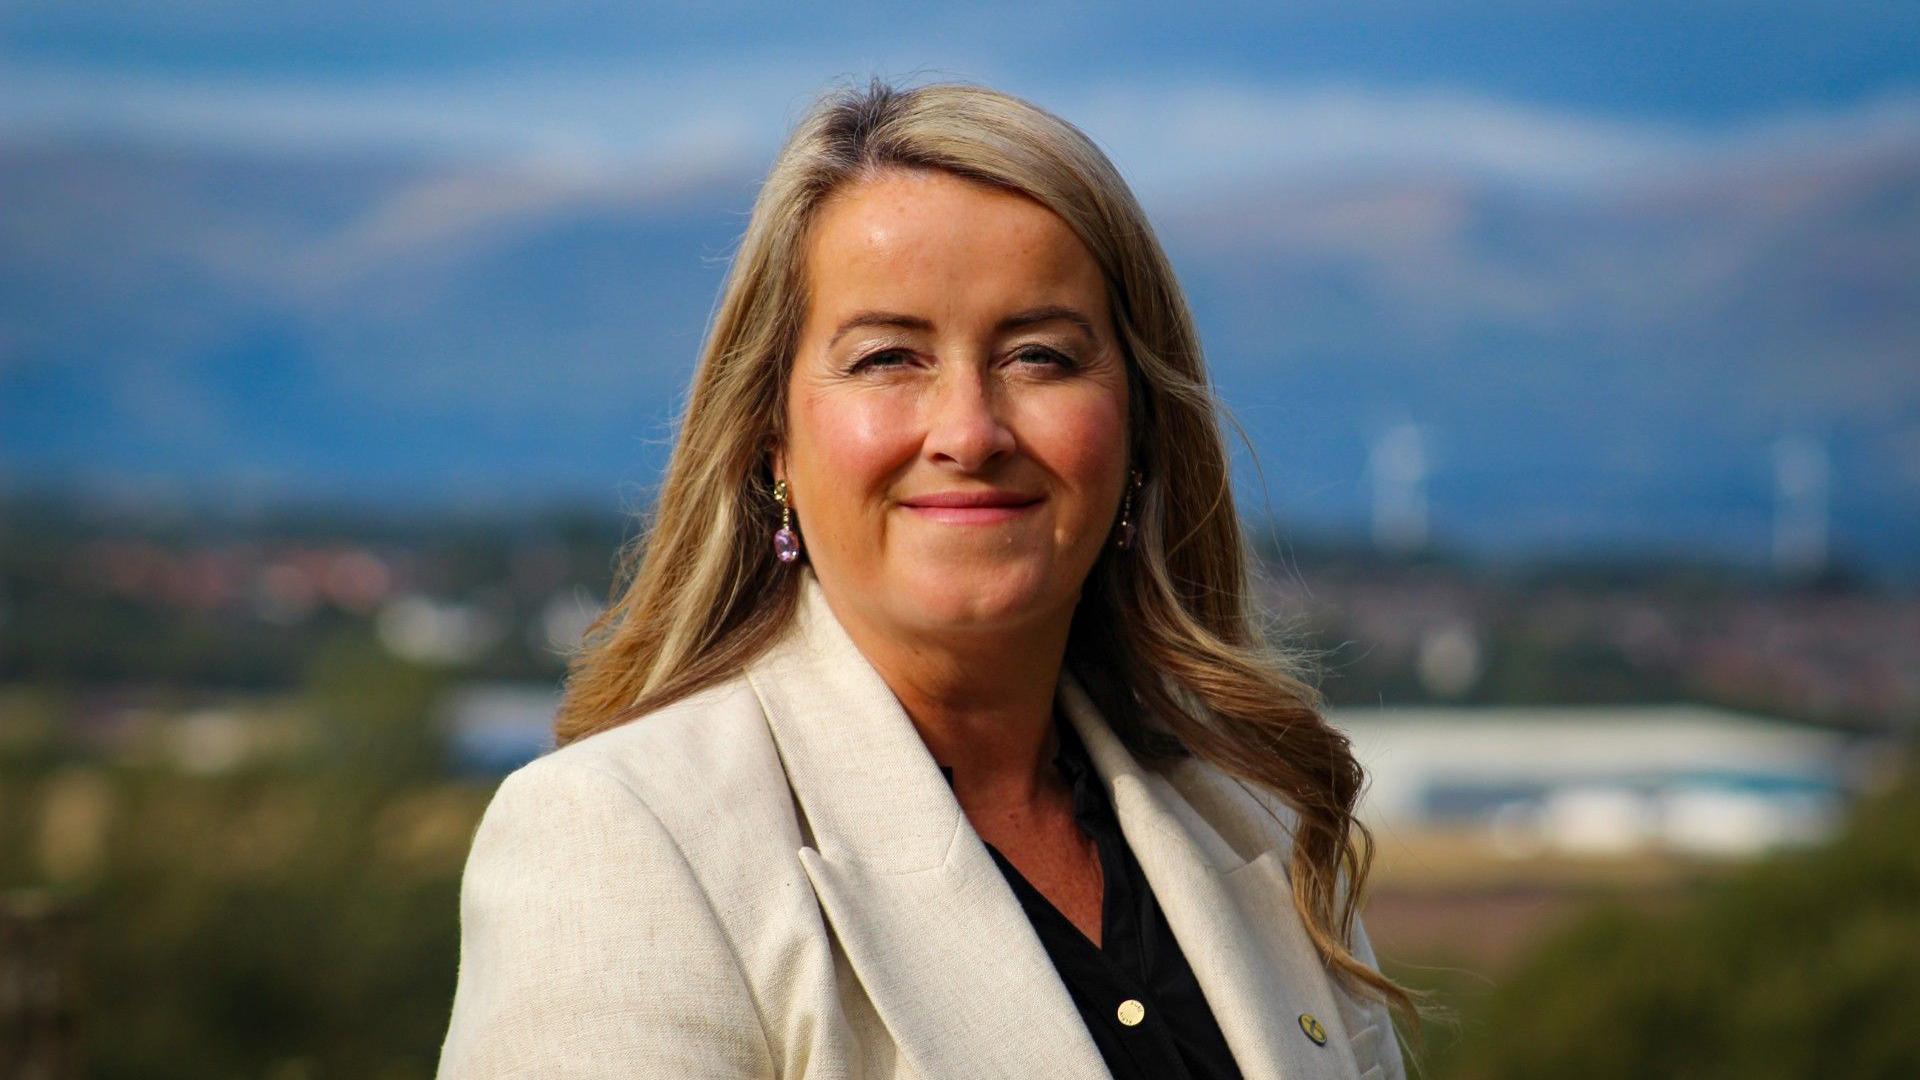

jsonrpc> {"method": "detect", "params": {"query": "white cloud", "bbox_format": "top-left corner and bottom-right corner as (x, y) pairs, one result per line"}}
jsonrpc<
(0, 54), (811, 179)
(1069, 81), (1693, 196)
(4, 56), (1916, 203)
(1056, 80), (1920, 202)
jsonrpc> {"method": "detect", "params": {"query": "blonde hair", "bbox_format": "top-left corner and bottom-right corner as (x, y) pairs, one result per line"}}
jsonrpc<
(555, 75), (1417, 1025)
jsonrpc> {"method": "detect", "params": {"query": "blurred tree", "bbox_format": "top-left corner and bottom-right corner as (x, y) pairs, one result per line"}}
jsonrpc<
(299, 629), (452, 785)
(67, 770), (482, 1079)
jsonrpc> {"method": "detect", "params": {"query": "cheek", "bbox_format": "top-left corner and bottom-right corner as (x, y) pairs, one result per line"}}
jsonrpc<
(1022, 391), (1129, 504)
(790, 392), (918, 497)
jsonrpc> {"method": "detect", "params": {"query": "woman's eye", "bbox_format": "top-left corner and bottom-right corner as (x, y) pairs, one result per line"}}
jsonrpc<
(849, 349), (910, 373)
(1013, 346), (1074, 369)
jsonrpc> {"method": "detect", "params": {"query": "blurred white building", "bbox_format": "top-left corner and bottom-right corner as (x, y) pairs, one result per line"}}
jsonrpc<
(1330, 705), (1866, 858)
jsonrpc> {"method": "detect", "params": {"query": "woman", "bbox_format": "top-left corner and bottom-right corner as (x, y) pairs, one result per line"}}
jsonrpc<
(437, 78), (1414, 1080)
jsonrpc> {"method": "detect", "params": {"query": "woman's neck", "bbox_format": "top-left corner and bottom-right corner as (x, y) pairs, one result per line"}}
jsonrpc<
(830, 593), (1073, 809)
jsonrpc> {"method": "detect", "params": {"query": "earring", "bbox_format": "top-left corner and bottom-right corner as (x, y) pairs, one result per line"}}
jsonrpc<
(1115, 470), (1144, 550)
(772, 479), (802, 564)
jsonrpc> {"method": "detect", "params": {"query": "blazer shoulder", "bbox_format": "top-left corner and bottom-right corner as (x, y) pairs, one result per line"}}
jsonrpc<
(441, 710), (778, 1077)
(538, 673), (770, 798)
(521, 670), (805, 901)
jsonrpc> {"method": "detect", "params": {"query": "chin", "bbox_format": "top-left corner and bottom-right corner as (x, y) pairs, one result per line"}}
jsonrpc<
(894, 563), (1053, 627)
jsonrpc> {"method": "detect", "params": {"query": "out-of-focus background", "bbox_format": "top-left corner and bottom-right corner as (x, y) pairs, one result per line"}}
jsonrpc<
(2, 3), (1917, 1077)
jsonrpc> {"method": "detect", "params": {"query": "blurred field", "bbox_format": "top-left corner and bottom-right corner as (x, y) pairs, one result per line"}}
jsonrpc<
(1364, 828), (1719, 973)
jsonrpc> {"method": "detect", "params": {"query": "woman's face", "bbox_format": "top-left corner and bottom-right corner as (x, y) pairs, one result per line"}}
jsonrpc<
(775, 167), (1131, 643)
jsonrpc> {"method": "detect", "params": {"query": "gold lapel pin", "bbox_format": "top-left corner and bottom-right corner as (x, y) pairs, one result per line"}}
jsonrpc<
(1298, 1012), (1328, 1046)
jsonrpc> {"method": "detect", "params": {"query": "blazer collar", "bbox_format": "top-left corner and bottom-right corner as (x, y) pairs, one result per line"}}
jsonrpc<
(745, 566), (1367, 1080)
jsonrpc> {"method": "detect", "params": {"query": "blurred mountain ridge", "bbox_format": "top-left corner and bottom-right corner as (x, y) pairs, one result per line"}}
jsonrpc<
(3, 108), (1916, 576)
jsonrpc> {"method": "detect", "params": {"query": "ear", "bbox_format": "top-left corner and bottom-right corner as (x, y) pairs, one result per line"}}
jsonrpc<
(766, 440), (786, 486)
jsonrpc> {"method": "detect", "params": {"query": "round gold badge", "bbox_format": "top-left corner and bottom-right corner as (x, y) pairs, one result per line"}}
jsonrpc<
(1298, 1012), (1328, 1046)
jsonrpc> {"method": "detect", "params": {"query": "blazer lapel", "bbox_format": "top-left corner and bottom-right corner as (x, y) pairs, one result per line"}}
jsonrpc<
(1057, 672), (1368, 1080)
(745, 568), (1110, 1080)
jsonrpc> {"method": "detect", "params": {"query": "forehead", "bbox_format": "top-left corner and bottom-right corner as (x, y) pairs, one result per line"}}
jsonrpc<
(801, 169), (1106, 321)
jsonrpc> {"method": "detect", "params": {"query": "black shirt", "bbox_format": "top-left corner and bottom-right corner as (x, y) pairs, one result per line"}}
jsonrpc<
(939, 716), (1246, 1080)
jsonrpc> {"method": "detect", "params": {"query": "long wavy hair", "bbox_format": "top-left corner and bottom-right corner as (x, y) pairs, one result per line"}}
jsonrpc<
(554, 75), (1417, 1025)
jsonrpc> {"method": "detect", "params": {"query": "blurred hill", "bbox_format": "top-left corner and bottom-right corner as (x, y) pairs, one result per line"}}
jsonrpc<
(3, 103), (1917, 576)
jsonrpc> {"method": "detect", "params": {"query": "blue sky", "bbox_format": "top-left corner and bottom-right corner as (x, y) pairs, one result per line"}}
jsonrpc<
(4, 2), (1915, 117)
(5, 2), (1917, 178)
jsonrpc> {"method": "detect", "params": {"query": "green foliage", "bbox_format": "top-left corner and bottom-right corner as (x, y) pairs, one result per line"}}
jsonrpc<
(1433, 771), (1920, 1079)
(300, 629), (453, 785)
(1, 643), (480, 1077)
(2, 763), (490, 1079)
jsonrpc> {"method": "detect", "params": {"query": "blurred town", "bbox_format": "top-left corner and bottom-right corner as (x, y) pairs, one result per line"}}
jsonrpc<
(3, 488), (1915, 1077)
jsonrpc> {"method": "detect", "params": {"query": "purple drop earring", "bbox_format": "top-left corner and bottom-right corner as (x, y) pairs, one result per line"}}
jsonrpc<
(772, 479), (802, 564)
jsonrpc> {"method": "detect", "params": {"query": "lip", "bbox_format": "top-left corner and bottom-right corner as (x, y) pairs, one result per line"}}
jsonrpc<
(899, 490), (1044, 524)
(901, 490), (1044, 509)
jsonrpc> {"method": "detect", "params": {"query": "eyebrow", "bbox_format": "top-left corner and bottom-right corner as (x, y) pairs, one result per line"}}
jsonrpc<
(825, 305), (1098, 350)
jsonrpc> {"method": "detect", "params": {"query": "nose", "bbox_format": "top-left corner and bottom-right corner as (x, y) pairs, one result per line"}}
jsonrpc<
(922, 363), (1016, 471)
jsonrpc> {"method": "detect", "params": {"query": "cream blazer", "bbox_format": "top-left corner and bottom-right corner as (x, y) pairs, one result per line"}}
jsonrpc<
(436, 567), (1407, 1080)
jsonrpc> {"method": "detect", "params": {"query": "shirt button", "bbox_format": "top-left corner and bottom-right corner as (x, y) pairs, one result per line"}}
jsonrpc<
(1116, 999), (1146, 1026)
